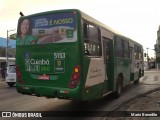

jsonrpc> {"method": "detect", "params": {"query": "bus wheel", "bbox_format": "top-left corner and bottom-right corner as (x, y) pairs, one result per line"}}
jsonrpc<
(134, 78), (139, 84)
(114, 76), (123, 98)
(7, 82), (15, 87)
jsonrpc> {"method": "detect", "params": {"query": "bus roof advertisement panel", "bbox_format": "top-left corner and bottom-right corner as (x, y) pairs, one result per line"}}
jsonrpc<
(32, 12), (76, 29)
(16, 12), (77, 45)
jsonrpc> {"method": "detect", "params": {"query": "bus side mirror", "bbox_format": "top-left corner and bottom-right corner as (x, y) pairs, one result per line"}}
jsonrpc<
(144, 53), (146, 57)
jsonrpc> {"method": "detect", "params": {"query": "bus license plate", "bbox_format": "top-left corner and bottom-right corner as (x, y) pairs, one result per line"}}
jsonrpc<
(39, 75), (50, 80)
(10, 79), (15, 81)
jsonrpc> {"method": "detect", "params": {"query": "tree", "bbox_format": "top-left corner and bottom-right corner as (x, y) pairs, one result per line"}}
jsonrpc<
(9, 33), (17, 40)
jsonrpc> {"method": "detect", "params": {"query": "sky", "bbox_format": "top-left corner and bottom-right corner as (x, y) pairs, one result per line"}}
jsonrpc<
(1, 0), (160, 57)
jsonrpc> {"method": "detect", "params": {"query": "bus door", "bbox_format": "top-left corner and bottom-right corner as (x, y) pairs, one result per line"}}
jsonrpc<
(130, 46), (135, 80)
(103, 37), (112, 91)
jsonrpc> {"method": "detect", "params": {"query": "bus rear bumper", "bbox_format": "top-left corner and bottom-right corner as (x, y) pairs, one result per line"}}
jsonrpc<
(16, 83), (82, 100)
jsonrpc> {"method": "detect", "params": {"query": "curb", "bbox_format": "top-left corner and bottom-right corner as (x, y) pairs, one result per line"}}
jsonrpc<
(112, 87), (160, 111)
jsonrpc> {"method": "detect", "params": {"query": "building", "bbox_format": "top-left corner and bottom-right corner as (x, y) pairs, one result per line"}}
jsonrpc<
(155, 26), (160, 61)
(154, 26), (160, 69)
(0, 37), (16, 68)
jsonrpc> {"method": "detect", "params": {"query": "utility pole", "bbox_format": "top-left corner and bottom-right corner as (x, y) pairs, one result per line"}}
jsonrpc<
(6, 29), (16, 67)
(6, 30), (9, 67)
(146, 47), (149, 69)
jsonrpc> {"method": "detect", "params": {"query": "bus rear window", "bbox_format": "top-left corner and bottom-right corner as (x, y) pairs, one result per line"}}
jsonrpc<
(17, 12), (77, 45)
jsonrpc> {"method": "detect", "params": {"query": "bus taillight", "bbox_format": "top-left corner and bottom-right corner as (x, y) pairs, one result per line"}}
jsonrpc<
(16, 65), (23, 84)
(68, 65), (80, 88)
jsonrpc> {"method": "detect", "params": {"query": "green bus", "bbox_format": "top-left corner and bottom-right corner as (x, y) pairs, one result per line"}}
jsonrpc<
(16, 9), (144, 101)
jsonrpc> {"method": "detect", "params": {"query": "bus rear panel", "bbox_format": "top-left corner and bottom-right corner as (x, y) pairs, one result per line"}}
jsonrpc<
(16, 10), (84, 100)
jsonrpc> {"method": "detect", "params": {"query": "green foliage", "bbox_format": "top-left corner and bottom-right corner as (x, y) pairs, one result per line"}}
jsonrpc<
(9, 33), (17, 40)
(156, 57), (160, 63)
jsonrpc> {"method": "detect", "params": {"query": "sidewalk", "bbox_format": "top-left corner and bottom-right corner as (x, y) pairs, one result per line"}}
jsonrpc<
(145, 68), (160, 71)
(0, 77), (7, 87)
(0, 77), (5, 81)
(104, 69), (160, 120)
(105, 89), (160, 120)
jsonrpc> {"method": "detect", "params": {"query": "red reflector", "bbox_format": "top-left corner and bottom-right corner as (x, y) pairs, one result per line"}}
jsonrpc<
(64, 90), (69, 94)
(17, 72), (20, 76)
(16, 64), (23, 84)
(21, 86), (25, 90)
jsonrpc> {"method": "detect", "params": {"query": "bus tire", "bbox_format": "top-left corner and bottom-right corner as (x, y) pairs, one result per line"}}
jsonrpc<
(134, 78), (139, 84)
(114, 76), (123, 98)
(7, 82), (15, 87)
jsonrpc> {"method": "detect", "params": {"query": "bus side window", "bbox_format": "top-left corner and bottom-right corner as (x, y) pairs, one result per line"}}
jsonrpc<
(82, 20), (102, 57)
(134, 45), (142, 60)
(114, 36), (123, 58)
(123, 40), (129, 58)
(134, 45), (138, 59)
(83, 22), (88, 39)
(130, 47), (133, 62)
(83, 20), (90, 55)
(84, 43), (90, 55)
(103, 38), (108, 64)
